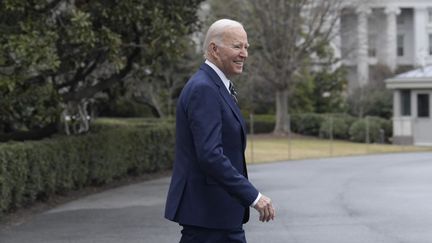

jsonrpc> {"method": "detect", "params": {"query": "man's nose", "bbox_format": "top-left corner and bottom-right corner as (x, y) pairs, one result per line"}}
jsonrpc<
(240, 48), (248, 58)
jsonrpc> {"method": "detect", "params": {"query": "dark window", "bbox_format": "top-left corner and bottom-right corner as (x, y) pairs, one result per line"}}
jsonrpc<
(397, 15), (404, 25)
(429, 8), (432, 23)
(401, 90), (411, 116)
(368, 34), (376, 57)
(397, 35), (404, 57)
(417, 94), (430, 118)
(429, 34), (432, 55)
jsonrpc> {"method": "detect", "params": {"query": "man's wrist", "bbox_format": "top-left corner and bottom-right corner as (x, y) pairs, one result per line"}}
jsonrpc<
(250, 192), (262, 207)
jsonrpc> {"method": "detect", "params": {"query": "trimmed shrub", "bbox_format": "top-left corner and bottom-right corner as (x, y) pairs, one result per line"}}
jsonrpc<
(319, 114), (357, 139)
(0, 118), (174, 214)
(245, 114), (275, 134)
(243, 113), (392, 144)
(349, 116), (392, 143)
(291, 113), (326, 136)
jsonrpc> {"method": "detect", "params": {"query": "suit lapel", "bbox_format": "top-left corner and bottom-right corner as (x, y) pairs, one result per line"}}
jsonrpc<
(200, 63), (247, 148)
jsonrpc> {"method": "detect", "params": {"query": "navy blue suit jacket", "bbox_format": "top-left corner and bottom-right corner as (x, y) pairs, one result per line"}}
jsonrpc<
(165, 63), (259, 229)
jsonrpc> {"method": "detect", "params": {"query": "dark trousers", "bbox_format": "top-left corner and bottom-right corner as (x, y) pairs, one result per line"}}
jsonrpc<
(179, 225), (247, 243)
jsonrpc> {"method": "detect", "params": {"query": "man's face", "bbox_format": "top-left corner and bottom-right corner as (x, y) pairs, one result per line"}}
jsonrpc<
(212, 27), (249, 78)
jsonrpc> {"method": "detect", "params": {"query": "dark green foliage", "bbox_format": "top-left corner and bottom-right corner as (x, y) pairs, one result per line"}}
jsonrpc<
(289, 74), (315, 113)
(245, 115), (275, 134)
(291, 113), (326, 136)
(0, 81), (61, 137)
(312, 67), (348, 113)
(245, 113), (392, 143)
(0, 0), (203, 138)
(348, 86), (393, 119)
(97, 97), (154, 118)
(319, 114), (357, 139)
(349, 116), (392, 143)
(364, 90), (393, 119)
(0, 118), (174, 214)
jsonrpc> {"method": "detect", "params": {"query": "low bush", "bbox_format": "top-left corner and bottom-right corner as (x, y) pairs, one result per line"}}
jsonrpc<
(319, 114), (357, 139)
(349, 116), (392, 143)
(245, 114), (275, 134)
(291, 113), (326, 136)
(242, 113), (392, 144)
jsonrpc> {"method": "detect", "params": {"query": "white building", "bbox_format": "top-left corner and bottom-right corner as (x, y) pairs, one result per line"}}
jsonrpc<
(386, 66), (432, 146)
(338, 0), (432, 90)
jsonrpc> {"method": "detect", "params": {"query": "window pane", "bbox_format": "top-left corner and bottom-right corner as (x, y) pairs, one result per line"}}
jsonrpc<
(397, 35), (404, 57)
(429, 9), (432, 23)
(368, 34), (376, 57)
(397, 15), (404, 25)
(401, 90), (411, 116)
(429, 34), (432, 55)
(417, 94), (430, 118)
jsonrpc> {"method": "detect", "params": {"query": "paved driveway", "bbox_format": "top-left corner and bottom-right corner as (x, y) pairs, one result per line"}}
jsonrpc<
(1, 152), (432, 243)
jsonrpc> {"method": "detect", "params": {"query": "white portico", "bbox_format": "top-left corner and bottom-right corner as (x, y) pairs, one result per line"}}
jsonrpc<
(386, 66), (432, 146)
(339, 0), (432, 90)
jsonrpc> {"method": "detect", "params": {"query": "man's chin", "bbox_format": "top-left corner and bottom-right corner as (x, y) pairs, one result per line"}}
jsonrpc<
(227, 69), (243, 77)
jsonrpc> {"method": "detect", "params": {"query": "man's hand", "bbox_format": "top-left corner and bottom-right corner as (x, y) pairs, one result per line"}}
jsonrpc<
(253, 194), (275, 222)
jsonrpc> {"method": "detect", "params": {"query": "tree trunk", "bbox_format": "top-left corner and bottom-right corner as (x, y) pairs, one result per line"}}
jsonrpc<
(132, 95), (164, 118)
(274, 89), (290, 134)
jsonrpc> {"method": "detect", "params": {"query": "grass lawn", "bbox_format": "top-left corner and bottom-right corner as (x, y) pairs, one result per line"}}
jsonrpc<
(245, 134), (432, 163)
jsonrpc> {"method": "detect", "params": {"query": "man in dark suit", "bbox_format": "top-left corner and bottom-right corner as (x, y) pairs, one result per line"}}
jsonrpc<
(165, 19), (275, 243)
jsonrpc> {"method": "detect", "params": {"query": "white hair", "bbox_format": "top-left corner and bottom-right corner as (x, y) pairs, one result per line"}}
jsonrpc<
(202, 19), (244, 59)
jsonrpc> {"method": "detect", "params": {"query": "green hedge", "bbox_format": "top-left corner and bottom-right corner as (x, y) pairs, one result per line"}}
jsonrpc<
(0, 118), (174, 214)
(291, 113), (326, 136)
(319, 114), (357, 140)
(349, 116), (392, 143)
(245, 114), (275, 134)
(244, 113), (392, 143)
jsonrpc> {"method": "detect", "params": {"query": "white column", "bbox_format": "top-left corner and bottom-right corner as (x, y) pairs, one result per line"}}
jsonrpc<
(414, 7), (428, 67)
(393, 90), (400, 137)
(393, 90), (400, 117)
(384, 6), (401, 72)
(356, 6), (371, 87)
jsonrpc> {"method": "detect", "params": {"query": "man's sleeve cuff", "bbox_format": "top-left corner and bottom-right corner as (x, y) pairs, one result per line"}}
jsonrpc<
(250, 192), (262, 207)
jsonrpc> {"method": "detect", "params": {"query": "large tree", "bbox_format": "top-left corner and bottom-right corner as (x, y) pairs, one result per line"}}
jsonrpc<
(0, 0), (203, 138)
(247, 0), (344, 133)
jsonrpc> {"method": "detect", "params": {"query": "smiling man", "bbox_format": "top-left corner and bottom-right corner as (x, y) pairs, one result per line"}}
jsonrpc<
(165, 19), (275, 243)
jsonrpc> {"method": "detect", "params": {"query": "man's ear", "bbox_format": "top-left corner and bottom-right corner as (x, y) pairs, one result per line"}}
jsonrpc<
(211, 43), (219, 53)
(208, 42), (218, 59)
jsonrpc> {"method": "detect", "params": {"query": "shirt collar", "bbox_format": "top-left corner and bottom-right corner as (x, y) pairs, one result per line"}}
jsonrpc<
(205, 59), (231, 92)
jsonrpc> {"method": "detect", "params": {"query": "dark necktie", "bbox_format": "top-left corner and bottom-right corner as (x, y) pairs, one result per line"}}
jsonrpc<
(229, 82), (238, 104)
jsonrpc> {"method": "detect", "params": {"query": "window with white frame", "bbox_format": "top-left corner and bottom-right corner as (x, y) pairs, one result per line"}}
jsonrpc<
(397, 34), (404, 57)
(417, 93), (430, 118)
(401, 90), (411, 116)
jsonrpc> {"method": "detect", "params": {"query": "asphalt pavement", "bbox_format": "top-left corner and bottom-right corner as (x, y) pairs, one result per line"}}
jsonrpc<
(1, 152), (432, 243)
